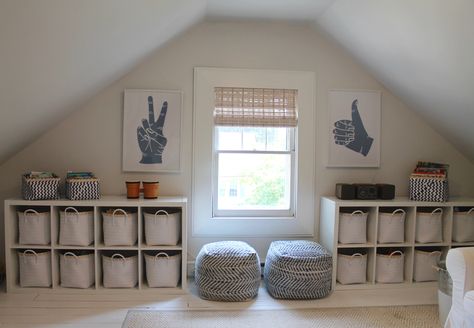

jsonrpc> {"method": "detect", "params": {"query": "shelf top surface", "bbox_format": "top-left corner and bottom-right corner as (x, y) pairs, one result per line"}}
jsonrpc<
(5, 195), (187, 206)
(321, 196), (474, 206)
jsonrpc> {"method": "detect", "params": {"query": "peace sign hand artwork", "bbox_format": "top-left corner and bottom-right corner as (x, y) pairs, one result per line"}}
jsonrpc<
(137, 96), (168, 164)
(333, 99), (373, 157)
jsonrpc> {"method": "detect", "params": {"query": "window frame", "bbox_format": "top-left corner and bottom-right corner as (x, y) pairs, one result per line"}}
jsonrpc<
(192, 67), (315, 237)
(212, 126), (296, 217)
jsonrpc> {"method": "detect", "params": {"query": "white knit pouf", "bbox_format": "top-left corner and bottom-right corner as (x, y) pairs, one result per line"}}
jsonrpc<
(195, 241), (261, 302)
(264, 240), (332, 299)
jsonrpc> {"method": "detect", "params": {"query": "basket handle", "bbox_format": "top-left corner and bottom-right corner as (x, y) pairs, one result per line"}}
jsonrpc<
(22, 249), (38, 264)
(392, 209), (405, 215)
(467, 208), (474, 215)
(23, 209), (40, 221)
(431, 208), (443, 215)
(64, 207), (79, 222)
(153, 210), (169, 224)
(351, 210), (365, 215)
(154, 252), (170, 261)
(428, 251), (442, 257)
(389, 250), (403, 257)
(112, 209), (128, 226)
(63, 252), (79, 263)
(111, 253), (126, 265)
(351, 253), (363, 257)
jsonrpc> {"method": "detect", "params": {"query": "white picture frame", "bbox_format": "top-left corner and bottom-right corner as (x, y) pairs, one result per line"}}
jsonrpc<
(123, 89), (182, 172)
(328, 90), (381, 167)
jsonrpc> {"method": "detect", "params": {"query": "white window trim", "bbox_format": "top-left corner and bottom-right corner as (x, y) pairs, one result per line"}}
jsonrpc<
(192, 67), (315, 237)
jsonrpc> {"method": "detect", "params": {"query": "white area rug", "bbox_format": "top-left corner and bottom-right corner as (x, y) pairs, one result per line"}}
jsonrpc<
(122, 305), (439, 328)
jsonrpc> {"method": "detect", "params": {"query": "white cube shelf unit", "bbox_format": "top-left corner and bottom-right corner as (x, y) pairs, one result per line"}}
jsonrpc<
(4, 196), (187, 293)
(320, 196), (474, 290)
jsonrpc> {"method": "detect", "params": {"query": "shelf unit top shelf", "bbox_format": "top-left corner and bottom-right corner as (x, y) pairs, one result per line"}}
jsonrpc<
(322, 196), (474, 207)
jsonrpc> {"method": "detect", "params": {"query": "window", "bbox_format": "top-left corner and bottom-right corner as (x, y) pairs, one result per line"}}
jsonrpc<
(213, 87), (298, 217)
(193, 68), (315, 237)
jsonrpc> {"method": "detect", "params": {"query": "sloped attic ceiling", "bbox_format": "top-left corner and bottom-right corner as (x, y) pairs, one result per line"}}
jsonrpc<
(0, 0), (473, 164)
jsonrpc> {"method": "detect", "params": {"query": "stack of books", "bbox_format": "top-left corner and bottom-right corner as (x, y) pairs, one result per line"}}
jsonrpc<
(411, 161), (449, 179)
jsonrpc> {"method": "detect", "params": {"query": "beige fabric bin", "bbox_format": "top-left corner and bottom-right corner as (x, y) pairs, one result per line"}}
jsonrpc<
(60, 252), (95, 289)
(338, 210), (368, 244)
(337, 253), (367, 285)
(144, 252), (181, 287)
(102, 209), (137, 246)
(18, 209), (50, 245)
(378, 209), (405, 243)
(416, 208), (443, 243)
(18, 250), (52, 287)
(452, 208), (474, 242)
(413, 249), (442, 282)
(144, 210), (181, 246)
(102, 253), (138, 288)
(59, 207), (94, 246)
(376, 250), (404, 283)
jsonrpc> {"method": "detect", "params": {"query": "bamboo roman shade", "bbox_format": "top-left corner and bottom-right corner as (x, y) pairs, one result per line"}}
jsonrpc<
(214, 87), (298, 127)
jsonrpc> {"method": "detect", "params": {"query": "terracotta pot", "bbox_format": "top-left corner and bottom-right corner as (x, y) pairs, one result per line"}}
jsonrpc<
(126, 181), (141, 199)
(143, 181), (159, 199)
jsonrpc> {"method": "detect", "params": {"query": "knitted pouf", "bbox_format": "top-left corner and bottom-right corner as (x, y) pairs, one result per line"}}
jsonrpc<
(264, 240), (332, 299)
(195, 241), (261, 302)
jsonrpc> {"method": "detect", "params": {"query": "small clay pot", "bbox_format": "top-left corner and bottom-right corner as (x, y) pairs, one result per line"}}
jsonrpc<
(143, 181), (159, 199)
(126, 181), (141, 199)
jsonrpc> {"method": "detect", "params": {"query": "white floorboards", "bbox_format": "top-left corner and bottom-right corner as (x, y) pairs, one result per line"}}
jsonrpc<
(0, 280), (438, 328)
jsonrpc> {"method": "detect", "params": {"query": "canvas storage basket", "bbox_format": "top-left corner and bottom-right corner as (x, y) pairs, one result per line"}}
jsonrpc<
(375, 250), (404, 283)
(264, 240), (332, 300)
(102, 209), (137, 246)
(59, 207), (94, 246)
(18, 209), (50, 245)
(22, 174), (60, 200)
(144, 210), (180, 246)
(378, 209), (406, 243)
(195, 241), (261, 302)
(416, 208), (443, 243)
(18, 250), (52, 287)
(65, 178), (100, 200)
(409, 176), (448, 202)
(413, 249), (442, 282)
(60, 252), (95, 288)
(338, 210), (368, 244)
(337, 252), (367, 285)
(144, 252), (181, 288)
(102, 253), (138, 288)
(452, 208), (474, 242)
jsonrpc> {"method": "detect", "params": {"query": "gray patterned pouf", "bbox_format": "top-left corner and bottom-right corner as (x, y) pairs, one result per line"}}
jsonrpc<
(195, 241), (261, 302)
(264, 240), (332, 299)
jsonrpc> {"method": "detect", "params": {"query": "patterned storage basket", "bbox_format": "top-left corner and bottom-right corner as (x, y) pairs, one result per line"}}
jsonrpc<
(102, 253), (138, 288)
(144, 252), (181, 288)
(416, 208), (443, 243)
(452, 208), (474, 242)
(409, 176), (448, 202)
(375, 250), (404, 283)
(143, 210), (181, 246)
(22, 174), (60, 200)
(413, 249), (442, 282)
(18, 209), (51, 245)
(60, 252), (95, 288)
(18, 250), (52, 287)
(59, 207), (94, 246)
(338, 210), (368, 244)
(337, 252), (367, 285)
(195, 241), (261, 302)
(102, 209), (137, 246)
(378, 209), (406, 243)
(264, 240), (332, 299)
(65, 178), (100, 200)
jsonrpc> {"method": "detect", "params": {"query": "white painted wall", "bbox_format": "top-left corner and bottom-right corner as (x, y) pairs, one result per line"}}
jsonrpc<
(1, 21), (473, 270)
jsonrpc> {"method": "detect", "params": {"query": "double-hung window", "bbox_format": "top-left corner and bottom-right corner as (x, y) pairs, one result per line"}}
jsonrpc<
(192, 67), (315, 237)
(213, 88), (297, 218)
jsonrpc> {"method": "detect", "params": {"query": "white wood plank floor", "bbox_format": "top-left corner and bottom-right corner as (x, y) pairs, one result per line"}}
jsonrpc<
(0, 280), (438, 328)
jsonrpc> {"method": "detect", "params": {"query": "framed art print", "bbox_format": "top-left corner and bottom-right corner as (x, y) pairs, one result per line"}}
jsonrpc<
(123, 89), (182, 172)
(328, 90), (381, 167)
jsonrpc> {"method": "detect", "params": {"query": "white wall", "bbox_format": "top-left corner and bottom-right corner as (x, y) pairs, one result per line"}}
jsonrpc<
(1, 21), (473, 269)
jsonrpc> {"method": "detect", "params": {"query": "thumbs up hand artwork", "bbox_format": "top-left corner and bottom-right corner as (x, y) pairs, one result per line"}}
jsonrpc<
(333, 100), (373, 157)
